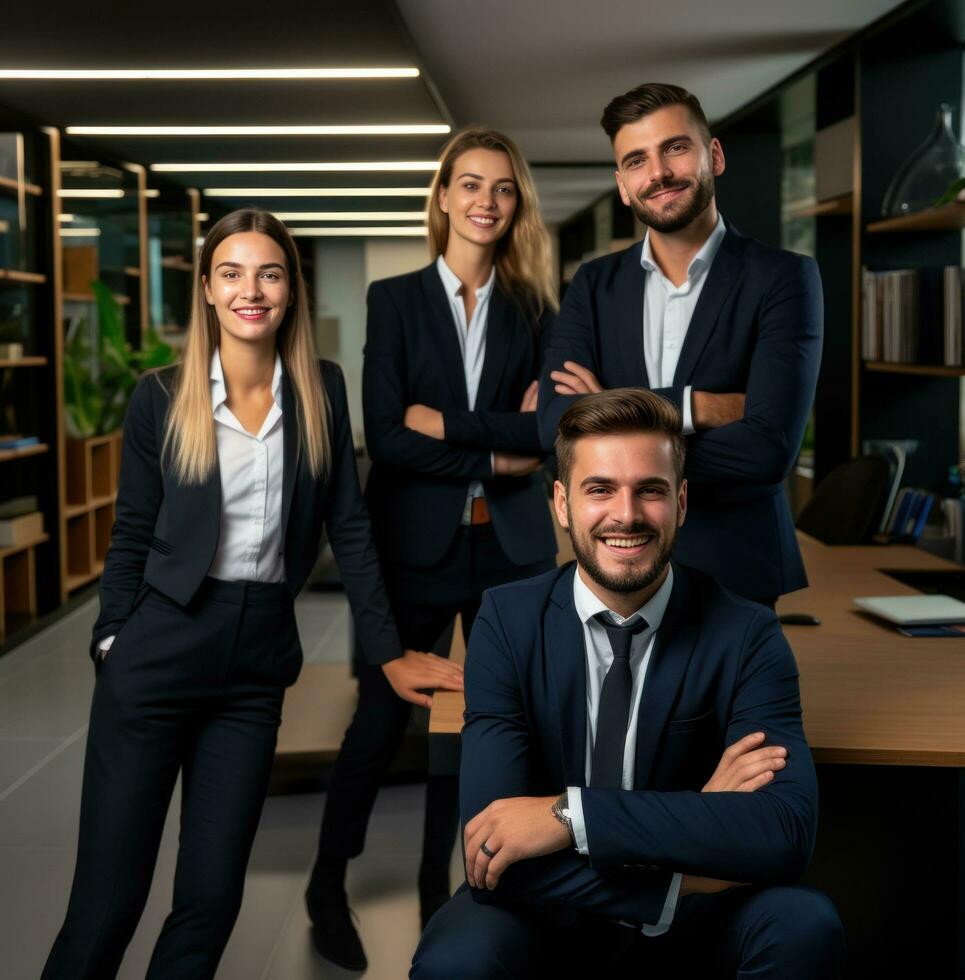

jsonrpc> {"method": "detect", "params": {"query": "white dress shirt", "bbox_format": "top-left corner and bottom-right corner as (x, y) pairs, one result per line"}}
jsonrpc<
(206, 349), (286, 583)
(435, 255), (495, 520)
(566, 566), (683, 936)
(641, 212), (727, 436)
(99, 350), (286, 654)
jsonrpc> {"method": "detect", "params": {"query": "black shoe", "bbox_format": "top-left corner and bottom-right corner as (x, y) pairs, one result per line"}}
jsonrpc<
(306, 882), (368, 971)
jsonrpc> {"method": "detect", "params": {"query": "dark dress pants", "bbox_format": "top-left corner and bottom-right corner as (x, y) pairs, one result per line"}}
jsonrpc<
(318, 524), (554, 866)
(411, 882), (845, 979)
(43, 579), (302, 980)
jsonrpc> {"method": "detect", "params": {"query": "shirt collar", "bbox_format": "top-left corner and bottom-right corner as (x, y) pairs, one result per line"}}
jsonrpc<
(572, 563), (674, 633)
(209, 348), (284, 416)
(640, 211), (727, 281)
(436, 254), (496, 303)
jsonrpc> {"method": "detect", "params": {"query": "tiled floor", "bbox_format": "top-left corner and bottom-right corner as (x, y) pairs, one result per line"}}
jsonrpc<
(0, 591), (452, 980)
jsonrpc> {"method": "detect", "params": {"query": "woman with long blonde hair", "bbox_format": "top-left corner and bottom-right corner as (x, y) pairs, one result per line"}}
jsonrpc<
(307, 127), (559, 970)
(44, 209), (405, 980)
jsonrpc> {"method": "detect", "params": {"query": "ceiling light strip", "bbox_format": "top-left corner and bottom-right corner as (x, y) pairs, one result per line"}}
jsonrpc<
(273, 211), (427, 221)
(203, 187), (430, 198)
(60, 227), (102, 237)
(57, 189), (125, 198)
(289, 227), (428, 237)
(67, 124), (450, 137)
(151, 161), (439, 173)
(0, 68), (419, 80)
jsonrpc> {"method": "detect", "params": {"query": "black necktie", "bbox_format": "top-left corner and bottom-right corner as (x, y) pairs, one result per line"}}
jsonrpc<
(590, 614), (649, 789)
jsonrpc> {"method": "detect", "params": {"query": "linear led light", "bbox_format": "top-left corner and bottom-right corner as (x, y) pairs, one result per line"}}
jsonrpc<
(151, 161), (439, 173)
(67, 124), (450, 137)
(203, 187), (430, 198)
(58, 213), (76, 222)
(0, 68), (420, 80)
(144, 189), (160, 198)
(289, 226), (428, 237)
(272, 211), (427, 221)
(197, 212), (210, 221)
(60, 227), (102, 237)
(58, 189), (125, 198)
(60, 160), (101, 169)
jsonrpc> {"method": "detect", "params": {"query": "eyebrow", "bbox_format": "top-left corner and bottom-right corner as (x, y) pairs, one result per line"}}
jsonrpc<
(214, 261), (286, 272)
(455, 171), (517, 185)
(579, 475), (673, 489)
(619, 134), (692, 168)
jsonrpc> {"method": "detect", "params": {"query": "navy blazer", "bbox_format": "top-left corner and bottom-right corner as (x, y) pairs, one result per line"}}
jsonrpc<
(91, 359), (402, 666)
(363, 263), (557, 569)
(537, 226), (823, 599)
(461, 562), (818, 925)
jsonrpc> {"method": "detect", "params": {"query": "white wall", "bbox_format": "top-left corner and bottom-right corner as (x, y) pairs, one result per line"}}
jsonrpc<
(313, 238), (430, 446)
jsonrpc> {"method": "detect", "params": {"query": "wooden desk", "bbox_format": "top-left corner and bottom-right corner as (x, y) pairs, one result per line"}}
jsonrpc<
(429, 533), (965, 767)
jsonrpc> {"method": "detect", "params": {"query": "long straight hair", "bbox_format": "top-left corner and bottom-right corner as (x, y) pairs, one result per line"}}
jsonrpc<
(162, 209), (329, 484)
(427, 127), (558, 318)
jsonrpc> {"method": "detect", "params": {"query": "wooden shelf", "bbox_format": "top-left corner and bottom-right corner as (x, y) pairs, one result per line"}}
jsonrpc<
(64, 493), (116, 519)
(864, 361), (965, 378)
(124, 266), (141, 277)
(0, 532), (49, 561)
(786, 193), (853, 220)
(0, 174), (43, 197)
(866, 202), (965, 234)
(160, 255), (193, 272)
(65, 561), (104, 593)
(0, 442), (48, 462)
(0, 357), (47, 368)
(63, 291), (131, 306)
(0, 269), (47, 285)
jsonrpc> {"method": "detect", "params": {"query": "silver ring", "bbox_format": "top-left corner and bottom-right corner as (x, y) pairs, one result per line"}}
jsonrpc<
(480, 841), (496, 859)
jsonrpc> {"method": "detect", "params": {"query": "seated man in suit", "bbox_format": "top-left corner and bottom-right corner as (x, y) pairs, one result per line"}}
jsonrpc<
(412, 389), (843, 979)
(538, 82), (823, 607)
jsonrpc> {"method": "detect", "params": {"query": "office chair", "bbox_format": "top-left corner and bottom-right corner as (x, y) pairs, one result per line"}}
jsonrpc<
(796, 455), (892, 545)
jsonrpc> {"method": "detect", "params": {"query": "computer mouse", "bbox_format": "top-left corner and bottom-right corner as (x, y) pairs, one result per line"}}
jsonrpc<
(778, 612), (821, 626)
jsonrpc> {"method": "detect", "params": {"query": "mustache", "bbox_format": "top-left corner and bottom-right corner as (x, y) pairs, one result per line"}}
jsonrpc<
(644, 179), (690, 199)
(593, 523), (659, 539)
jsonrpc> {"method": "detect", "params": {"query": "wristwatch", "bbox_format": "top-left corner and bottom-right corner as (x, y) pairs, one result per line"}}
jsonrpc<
(551, 793), (577, 848)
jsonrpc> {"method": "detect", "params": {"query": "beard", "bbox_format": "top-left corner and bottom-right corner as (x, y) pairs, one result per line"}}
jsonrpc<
(629, 168), (715, 233)
(568, 510), (677, 595)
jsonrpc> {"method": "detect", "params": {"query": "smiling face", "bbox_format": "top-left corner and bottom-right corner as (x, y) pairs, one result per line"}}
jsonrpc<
(555, 430), (687, 609)
(438, 147), (518, 250)
(612, 103), (724, 234)
(202, 231), (291, 346)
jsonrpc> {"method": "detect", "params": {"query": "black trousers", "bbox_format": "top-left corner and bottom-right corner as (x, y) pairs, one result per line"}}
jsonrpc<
(319, 524), (554, 865)
(43, 579), (302, 980)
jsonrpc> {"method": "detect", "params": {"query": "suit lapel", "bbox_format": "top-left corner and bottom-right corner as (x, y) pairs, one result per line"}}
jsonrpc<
(420, 265), (469, 409)
(544, 565), (589, 788)
(672, 227), (746, 386)
(633, 564), (700, 789)
(281, 370), (300, 539)
(613, 243), (649, 388)
(475, 285), (514, 409)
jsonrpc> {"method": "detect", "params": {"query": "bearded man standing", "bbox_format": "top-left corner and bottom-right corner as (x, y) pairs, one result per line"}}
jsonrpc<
(411, 389), (843, 979)
(538, 83), (823, 607)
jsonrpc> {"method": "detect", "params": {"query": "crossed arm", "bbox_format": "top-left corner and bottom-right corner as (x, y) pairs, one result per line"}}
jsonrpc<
(460, 597), (817, 923)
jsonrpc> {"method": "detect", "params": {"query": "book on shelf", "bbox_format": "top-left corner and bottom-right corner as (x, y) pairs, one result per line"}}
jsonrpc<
(882, 486), (940, 544)
(0, 434), (39, 451)
(861, 266), (951, 365)
(0, 510), (43, 548)
(0, 342), (24, 360)
(944, 266), (963, 366)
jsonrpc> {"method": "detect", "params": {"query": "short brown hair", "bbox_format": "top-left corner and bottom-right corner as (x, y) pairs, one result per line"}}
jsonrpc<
(600, 82), (711, 143)
(555, 389), (686, 488)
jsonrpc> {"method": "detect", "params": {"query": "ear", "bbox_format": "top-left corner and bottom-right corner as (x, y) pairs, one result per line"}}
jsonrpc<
(202, 274), (214, 306)
(438, 183), (449, 214)
(614, 169), (631, 208)
(677, 478), (688, 527)
(710, 137), (725, 177)
(553, 479), (570, 530)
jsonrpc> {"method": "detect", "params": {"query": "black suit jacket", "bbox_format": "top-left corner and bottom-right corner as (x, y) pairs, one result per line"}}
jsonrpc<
(91, 359), (402, 665)
(462, 562), (817, 924)
(363, 263), (557, 570)
(538, 225), (823, 599)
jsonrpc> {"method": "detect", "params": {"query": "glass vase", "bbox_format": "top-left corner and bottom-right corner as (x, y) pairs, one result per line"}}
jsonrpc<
(881, 103), (965, 216)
